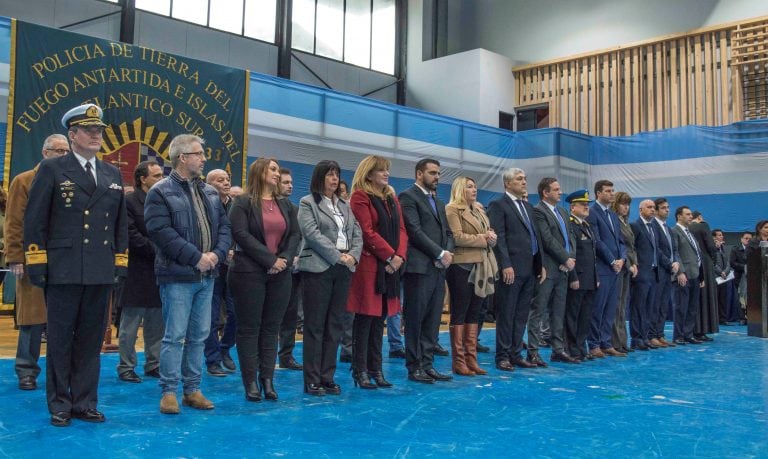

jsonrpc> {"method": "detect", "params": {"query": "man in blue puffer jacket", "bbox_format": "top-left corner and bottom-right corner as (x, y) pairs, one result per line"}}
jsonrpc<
(145, 134), (232, 415)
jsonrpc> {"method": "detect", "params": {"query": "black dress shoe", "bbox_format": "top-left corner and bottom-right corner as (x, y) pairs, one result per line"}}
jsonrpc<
(50, 411), (71, 427)
(696, 334), (713, 342)
(321, 381), (341, 395)
(551, 352), (580, 364)
(279, 358), (303, 370)
(339, 354), (353, 363)
(18, 375), (36, 390)
(527, 352), (548, 368)
(476, 342), (490, 353)
(72, 409), (105, 423)
(118, 370), (142, 383)
(511, 357), (537, 368)
(495, 360), (515, 372)
(388, 349), (406, 359)
(434, 344), (449, 356)
(221, 354), (237, 372)
(207, 363), (227, 377)
(631, 343), (649, 351)
(685, 337), (703, 344)
(425, 368), (453, 381)
(304, 383), (326, 396)
(673, 338), (687, 345)
(145, 368), (161, 378)
(245, 381), (262, 402)
(407, 369), (435, 384)
(645, 342), (659, 350)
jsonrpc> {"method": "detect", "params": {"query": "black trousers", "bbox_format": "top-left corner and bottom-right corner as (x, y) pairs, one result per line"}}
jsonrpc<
(402, 268), (445, 373)
(446, 265), (483, 325)
(565, 288), (596, 358)
(352, 297), (388, 373)
(494, 274), (535, 363)
(673, 276), (700, 340)
(278, 272), (302, 362)
(301, 265), (352, 385)
(229, 269), (291, 383)
(45, 284), (112, 414)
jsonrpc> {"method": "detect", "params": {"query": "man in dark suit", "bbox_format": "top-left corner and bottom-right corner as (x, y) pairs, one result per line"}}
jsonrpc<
(7, 134), (69, 392)
(651, 197), (680, 347)
(689, 212), (718, 341)
(488, 168), (544, 371)
(670, 206), (703, 345)
(277, 168), (304, 370)
(116, 161), (165, 384)
(712, 228), (733, 324)
(729, 231), (751, 325)
(24, 104), (129, 426)
(203, 168), (239, 377)
(399, 158), (455, 383)
(564, 189), (598, 361)
(530, 178), (577, 364)
(586, 180), (627, 358)
(628, 200), (662, 350)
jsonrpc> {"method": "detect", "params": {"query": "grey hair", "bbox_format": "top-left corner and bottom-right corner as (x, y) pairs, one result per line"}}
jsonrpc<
(502, 167), (525, 183)
(42, 133), (68, 150)
(169, 134), (205, 168)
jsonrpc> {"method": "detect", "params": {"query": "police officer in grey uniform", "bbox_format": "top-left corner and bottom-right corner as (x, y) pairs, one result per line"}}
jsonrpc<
(24, 104), (128, 427)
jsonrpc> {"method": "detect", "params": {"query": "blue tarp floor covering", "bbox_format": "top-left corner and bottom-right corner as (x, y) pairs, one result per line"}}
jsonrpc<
(1, 326), (766, 457)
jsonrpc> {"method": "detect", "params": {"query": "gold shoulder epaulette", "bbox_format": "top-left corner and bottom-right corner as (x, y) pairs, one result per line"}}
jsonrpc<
(25, 244), (47, 265)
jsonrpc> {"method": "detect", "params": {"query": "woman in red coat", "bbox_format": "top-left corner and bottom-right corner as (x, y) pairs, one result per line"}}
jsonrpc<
(347, 155), (408, 390)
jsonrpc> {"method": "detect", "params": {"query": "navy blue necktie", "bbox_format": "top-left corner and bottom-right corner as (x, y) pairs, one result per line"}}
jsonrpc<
(516, 200), (538, 255)
(428, 193), (438, 216)
(554, 207), (571, 253)
(646, 222), (657, 267)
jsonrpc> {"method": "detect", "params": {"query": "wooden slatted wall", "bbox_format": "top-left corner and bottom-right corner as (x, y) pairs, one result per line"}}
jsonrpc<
(513, 15), (768, 136)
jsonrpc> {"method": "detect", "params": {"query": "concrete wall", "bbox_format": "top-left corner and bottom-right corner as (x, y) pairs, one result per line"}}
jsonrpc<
(445, 0), (768, 65)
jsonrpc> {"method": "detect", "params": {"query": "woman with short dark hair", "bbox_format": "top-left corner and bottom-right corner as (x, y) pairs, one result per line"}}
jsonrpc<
(297, 160), (363, 396)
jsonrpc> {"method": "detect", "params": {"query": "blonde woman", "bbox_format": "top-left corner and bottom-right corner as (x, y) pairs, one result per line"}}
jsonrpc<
(445, 177), (498, 376)
(346, 156), (408, 389)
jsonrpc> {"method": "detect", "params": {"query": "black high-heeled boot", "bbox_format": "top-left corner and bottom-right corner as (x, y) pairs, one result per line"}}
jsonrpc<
(259, 377), (278, 401)
(351, 370), (377, 389)
(369, 371), (393, 388)
(244, 381), (261, 402)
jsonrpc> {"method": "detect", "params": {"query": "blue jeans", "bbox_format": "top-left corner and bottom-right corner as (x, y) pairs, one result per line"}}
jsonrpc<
(159, 277), (215, 395)
(386, 312), (403, 351)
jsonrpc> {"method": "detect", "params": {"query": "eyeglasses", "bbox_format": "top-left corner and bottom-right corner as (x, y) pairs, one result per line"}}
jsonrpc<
(45, 148), (70, 154)
(183, 151), (205, 157)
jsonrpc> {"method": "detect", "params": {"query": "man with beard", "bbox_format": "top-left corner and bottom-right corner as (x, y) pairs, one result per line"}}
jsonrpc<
(399, 159), (455, 383)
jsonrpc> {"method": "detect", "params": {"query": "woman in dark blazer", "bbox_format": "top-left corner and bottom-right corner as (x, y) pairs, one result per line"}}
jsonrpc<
(228, 158), (300, 402)
(346, 155), (408, 389)
(297, 160), (363, 396)
(610, 191), (637, 353)
(444, 176), (497, 376)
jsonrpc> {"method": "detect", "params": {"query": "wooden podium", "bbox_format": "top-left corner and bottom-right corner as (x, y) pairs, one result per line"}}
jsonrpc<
(746, 242), (768, 338)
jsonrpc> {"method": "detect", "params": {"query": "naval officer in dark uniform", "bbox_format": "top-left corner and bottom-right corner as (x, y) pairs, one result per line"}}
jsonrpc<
(24, 104), (128, 427)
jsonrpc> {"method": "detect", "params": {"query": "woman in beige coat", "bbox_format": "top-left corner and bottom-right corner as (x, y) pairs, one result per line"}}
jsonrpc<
(445, 177), (498, 376)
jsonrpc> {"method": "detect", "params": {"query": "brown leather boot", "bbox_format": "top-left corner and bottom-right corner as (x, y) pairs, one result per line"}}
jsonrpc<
(464, 323), (487, 375)
(160, 393), (180, 414)
(182, 391), (214, 410)
(450, 325), (474, 376)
